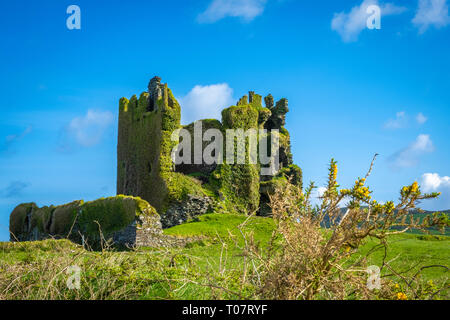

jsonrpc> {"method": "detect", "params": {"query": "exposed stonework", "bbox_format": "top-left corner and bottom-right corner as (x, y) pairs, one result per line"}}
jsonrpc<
(117, 212), (200, 248)
(264, 96), (292, 168)
(147, 76), (164, 111)
(161, 195), (213, 228)
(112, 212), (162, 247)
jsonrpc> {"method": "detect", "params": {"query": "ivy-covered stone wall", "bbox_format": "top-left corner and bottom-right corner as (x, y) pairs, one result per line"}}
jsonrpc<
(9, 196), (161, 248)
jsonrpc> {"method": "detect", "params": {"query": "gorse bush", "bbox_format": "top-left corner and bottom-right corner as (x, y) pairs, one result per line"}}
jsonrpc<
(237, 156), (449, 300)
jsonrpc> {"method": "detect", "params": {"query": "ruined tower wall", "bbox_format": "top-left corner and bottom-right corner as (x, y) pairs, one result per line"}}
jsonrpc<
(117, 92), (168, 212)
(212, 97), (263, 214)
(117, 77), (208, 226)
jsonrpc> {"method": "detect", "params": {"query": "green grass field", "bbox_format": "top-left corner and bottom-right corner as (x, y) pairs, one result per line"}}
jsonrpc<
(167, 214), (450, 287)
(0, 213), (448, 299)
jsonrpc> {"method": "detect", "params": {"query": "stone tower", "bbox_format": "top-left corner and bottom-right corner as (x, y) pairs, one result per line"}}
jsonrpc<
(117, 76), (212, 227)
(117, 76), (301, 224)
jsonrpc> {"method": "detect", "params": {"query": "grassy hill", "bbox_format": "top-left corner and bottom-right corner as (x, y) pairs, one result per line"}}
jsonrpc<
(0, 213), (448, 299)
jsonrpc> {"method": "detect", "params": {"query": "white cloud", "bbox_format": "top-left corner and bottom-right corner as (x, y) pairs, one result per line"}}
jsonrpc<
(310, 186), (327, 206)
(389, 134), (434, 168)
(384, 111), (407, 129)
(421, 173), (450, 210)
(413, 0), (450, 33)
(416, 112), (428, 124)
(421, 173), (450, 192)
(179, 83), (235, 124)
(316, 186), (327, 198)
(197, 0), (267, 23)
(331, 0), (407, 42)
(66, 110), (114, 147)
(411, 134), (434, 152)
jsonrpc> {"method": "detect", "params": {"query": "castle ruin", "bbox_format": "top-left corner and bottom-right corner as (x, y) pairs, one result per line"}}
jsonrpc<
(117, 76), (302, 226)
(9, 76), (302, 247)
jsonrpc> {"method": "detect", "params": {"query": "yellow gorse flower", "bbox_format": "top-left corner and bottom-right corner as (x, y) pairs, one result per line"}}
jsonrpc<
(384, 201), (395, 214)
(353, 179), (371, 200)
(402, 181), (419, 196)
(332, 163), (338, 181)
(397, 292), (407, 300)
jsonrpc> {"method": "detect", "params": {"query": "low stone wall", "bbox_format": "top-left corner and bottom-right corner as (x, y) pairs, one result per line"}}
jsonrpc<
(160, 195), (213, 228)
(10, 196), (162, 248)
(114, 213), (199, 248)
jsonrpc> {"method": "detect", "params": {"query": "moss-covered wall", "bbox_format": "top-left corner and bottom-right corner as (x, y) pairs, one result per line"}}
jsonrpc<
(210, 100), (264, 214)
(214, 91), (296, 215)
(117, 77), (205, 217)
(49, 200), (83, 235)
(9, 203), (37, 241)
(117, 93), (166, 210)
(9, 196), (158, 247)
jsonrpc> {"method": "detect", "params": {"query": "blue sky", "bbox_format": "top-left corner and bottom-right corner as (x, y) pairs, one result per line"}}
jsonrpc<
(1, 0), (449, 241)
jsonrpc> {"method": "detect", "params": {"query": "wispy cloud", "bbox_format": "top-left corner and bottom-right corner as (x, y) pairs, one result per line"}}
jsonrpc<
(1, 181), (30, 198)
(384, 111), (407, 129)
(0, 125), (32, 154)
(421, 173), (450, 209)
(197, 0), (267, 23)
(384, 111), (428, 129)
(178, 83), (235, 124)
(58, 110), (114, 152)
(331, 0), (407, 42)
(413, 0), (450, 33)
(389, 134), (434, 168)
(416, 112), (428, 124)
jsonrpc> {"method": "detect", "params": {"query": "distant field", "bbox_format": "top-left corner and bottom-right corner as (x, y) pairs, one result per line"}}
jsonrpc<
(0, 213), (448, 299)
